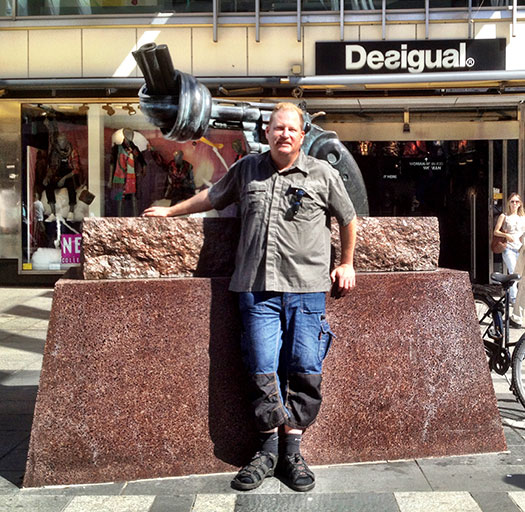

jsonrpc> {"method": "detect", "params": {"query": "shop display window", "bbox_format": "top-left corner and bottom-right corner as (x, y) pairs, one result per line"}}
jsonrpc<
(20, 102), (246, 273)
(11, 0), (524, 16)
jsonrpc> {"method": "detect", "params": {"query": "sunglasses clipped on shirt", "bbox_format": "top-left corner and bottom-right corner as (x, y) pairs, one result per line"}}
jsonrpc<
(290, 188), (306, 216)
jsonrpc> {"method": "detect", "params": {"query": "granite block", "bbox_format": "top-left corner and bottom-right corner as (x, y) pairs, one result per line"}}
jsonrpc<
(24, 269), (505, 487)
(81, 217), (440, 279)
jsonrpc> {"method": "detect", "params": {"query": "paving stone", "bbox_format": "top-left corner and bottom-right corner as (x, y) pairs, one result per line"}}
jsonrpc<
(504, 427), (525, 446)
(0, 431), (29, 459)
(0, 385), (38, 415)
(419, 464), (525, 492)
(0, 475), (18, 494)
(509, 492), (525, 510)
(235, 492), (399, 512)
(0, 470), (25, 487)
(0, 444), (30, 471)
(192, 494), (236, 512)
(2, 304), (52, 321)
(123, 474), (280, 495)
(395, 491), (482, 512)
(0, 332), (47, 352)
(301, 462), (431, 494)
(0, 370), (42, 387)
(149, 495), (195, 512)
(21, 481), (126, 496)
(0, 494), (72, 511)
(471, 492), (522, 512)
(416, 445), (525, 467)
(62, 495), (155, 512)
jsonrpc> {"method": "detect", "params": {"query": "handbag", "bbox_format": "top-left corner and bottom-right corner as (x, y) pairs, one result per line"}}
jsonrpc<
(491, 233), (507, 254)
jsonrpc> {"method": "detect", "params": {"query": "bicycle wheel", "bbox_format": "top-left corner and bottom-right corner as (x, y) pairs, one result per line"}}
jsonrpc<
(473, 291), (501, 340)
(511, 334), (525, 408)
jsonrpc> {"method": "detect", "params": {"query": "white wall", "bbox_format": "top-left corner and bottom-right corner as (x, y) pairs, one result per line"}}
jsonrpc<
(0, 20), (523, 79)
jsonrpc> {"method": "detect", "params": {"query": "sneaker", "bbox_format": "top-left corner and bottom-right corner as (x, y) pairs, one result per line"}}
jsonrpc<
(279, 453), (315, 492)
(510, 319), (522, 329)
(231, 451), (277, 491)
(66, 211), (74, 221)
(45, 213), (56, 223)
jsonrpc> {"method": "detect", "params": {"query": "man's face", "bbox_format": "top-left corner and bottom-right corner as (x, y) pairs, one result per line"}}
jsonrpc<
(265, 109), (305, 162)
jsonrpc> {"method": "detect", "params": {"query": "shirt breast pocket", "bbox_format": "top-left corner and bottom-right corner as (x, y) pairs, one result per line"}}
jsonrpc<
(242, 183), (267, 216)
(290, 187), (321, 222)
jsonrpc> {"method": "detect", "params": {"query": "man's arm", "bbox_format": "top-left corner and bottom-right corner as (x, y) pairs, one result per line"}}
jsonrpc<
(330, 216), (357, 297)
(142, 188), (213, 217)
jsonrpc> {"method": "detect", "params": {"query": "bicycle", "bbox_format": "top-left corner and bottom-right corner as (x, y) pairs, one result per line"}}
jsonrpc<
(473, 272), (525, 408)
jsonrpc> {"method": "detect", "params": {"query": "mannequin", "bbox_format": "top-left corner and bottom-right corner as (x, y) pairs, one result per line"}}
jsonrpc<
(110, 128), (146, 217)
(164, 150), (195, 205)
(44, 133), (80, 222)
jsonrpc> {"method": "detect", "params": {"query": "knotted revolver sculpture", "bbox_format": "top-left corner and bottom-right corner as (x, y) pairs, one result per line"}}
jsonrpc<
(133, 43), (369, 216)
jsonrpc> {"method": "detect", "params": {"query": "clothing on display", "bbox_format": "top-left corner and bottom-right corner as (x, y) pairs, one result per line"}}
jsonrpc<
(44, 133), (80, 222)
(110, 128), (147, 216)
(165, 150), (196, 205)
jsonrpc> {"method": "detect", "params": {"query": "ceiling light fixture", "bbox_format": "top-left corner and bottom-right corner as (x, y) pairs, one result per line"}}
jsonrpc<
(123, 104), (136, 116)
(102, 104), (115, 116)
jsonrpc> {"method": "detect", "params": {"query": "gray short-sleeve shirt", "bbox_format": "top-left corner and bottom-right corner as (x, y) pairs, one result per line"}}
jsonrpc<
(208, 150), (355, 293)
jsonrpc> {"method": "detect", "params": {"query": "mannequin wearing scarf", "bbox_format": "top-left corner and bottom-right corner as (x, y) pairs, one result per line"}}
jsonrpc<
(110, 128), (146, 216)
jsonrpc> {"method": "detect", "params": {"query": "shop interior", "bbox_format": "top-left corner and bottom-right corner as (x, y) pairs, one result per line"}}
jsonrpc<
(19, 101), (517, 282)
(21, 102), (246, 272)
(345, 139), (517, 282)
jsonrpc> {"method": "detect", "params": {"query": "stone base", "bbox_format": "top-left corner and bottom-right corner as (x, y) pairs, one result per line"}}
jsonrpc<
(24, 269), (506, 487)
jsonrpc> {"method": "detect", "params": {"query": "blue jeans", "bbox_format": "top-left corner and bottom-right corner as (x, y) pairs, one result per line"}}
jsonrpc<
(238, 291), (334, 431)
(503, 247), (520, 303)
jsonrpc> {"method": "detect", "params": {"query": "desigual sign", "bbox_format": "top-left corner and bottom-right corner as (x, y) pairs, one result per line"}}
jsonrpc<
(316, 39), (506, 75)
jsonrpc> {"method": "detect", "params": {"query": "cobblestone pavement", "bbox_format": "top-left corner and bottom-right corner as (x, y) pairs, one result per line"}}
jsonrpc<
(2, 286), (525, 512)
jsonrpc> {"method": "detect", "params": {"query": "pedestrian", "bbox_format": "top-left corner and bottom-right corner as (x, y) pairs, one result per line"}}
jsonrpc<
(494, 192), (525, 322)
(143, 102), (357, 492)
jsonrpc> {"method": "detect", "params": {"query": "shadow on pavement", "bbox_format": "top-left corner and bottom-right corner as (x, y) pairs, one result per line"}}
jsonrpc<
(0, 383), (38, 487)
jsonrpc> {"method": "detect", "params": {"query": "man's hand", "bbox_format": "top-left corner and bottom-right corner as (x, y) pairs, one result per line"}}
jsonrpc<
(330, 263), (356, 298)
(142, 206), (173, 217)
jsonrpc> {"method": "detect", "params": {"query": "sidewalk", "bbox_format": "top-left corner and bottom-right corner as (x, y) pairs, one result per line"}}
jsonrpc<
(2, 286), (525, 511)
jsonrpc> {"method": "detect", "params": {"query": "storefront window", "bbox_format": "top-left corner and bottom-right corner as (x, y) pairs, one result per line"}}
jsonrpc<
(13, 0), (524, 15)
(15, 0), (213, 16)
(0, 0), (13, 16)
(20, 102), (245, 272)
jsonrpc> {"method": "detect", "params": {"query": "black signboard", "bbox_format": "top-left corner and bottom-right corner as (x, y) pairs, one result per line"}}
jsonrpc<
(316, 39), (506, 75)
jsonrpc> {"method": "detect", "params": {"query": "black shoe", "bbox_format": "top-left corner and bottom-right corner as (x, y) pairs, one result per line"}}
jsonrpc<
(510, 319), (522, 329)
(231, 451), (277, 491)
(279, 453), (315, 492)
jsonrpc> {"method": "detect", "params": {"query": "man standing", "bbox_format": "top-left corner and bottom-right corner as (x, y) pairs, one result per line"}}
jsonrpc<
(143, 102), (357, 492)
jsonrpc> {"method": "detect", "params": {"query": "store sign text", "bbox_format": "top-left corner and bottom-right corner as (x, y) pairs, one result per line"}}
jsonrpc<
(61, 234), (81, 264)
(316, 39), (506, 75)
(346, 43), (469, 74)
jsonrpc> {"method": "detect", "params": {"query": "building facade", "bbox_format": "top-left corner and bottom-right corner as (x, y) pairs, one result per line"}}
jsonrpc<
(1, 1), (524, 283)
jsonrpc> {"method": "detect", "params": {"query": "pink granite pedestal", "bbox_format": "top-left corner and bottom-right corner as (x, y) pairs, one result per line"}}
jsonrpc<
(24, 268), (506, 487)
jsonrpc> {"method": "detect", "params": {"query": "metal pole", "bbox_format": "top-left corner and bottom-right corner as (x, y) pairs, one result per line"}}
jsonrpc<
(213, 0), (218, 42)
(470, 191), (477, 281)
(255, 0), (260, 42)
(513, 0), (517, 37)
(518, 103), (525, 197)
(340, 0), (345, 41)
(468, 0), (473, 39)
(489, 141), (494, 279)
(425, 0), (429, 40)
(297, 0), (302, 42)
(503, 139), (508, 204)
(382, 0), (386, 40)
